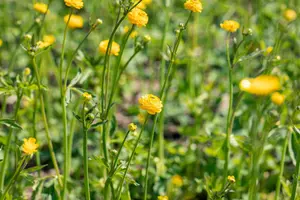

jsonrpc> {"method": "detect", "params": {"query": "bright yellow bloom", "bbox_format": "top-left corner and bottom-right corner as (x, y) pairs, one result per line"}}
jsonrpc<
(0, 39), (3, 47)
(64, 0), (84, 9)
(266, 46), (273, 55)
(82, 92), (92, 101)
(37, 41), (50, 49)
(184, 0), (203, 13)
(227, 175), (236, 183)
(220, 20), (240, 32)
(138, 94), (163, 115)
(43, 35), (55, 45)
(135, 0), (152, 9)
(158, 196), (168, 200)
(24, 68), (31, 76)
(128, 123), (137, 131)
(22, 137), (39, 155)
(284, 9), (297, 22)
(239, 75), (280, 96)
(271, 92), (285, 105)
(98, 40), (120, 56)
(171, 175), (183, 187)
(128, 8), (148, 27)
(64, 14), (84, 29)
(33, 3), (49, 14)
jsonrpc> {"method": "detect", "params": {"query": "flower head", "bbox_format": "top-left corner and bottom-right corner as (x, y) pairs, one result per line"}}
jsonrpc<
(0, 39), (3, 47)
(227, 175), (236, 183)
(128, 123), (137, 131)
(158, 196), (168, 200)
(37, 41), (50, 49)
(284, 9), (297, 22)
(271, 92), (285, 105)
(22, 137), (39, 155)
(64, 14), (84, 29)
(138, 94), (163, 115)
(184, 0), (203, 13)
(128, 8), (149, 27)
(220, 20), (240, 32)
(82, 92), (92, 101)
(24, 68), (31, 76)
(64, 0), (84, 9)
(34, 3), (49, 14)
(171, 175), (183, 187)
(265, 46), (273, 55)
(239, 75), (280, 96)
(43, 35), (55, 45)
(98, 40), (120, 56)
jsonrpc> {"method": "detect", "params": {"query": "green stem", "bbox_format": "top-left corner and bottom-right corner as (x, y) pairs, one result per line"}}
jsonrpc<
(116, 115), (149, 200)
(32, 93), (41, 177)
(82, 102), (91, 200)
(223, 35), (233, 187)
(32, 57), (62, 187)
(291, 130), (300, 200)
(275, 129), (291, 200)
(0, 92), (22, 191)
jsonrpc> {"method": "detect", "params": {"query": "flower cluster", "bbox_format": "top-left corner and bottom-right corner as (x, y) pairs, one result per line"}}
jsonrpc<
(98, 40), (120, 56)
(64, 0), (84, 10)
(138, 94), (163, 115)
(128, 8), (149, 27)
(184, 0), (203, 13)
(22, 137), (39, 155)
(220, 20), (240, 32)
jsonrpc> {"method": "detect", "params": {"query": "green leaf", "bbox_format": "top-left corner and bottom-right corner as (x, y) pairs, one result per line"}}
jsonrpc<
(68, 68), (82, 88)
(72, 112), (82, 122)
(91, 120), (108, 128)
(234, 50), (264, 64)
(21, 164), (48, 174)
(0, 119), (22, 130)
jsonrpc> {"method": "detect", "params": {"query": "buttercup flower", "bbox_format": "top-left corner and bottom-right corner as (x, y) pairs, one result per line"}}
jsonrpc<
(82, 92), (92, 101)
(138, 94), (163, 115)
(37, 41), (51, 49)
(284, 9), (297, 22)
(128, 8), (148, 27)
(22, 137), (39, 155)
(128, 123), (137, 131)
(64, 0), (84, 9)
(34, 3), (49, 14)
(24, 68), (31, 76)
(171, 175), (183, 187)
(64, 14), (84, 29)
(227, 175), (236, 183)
(43, 35), (55, 45)
(239, 75), (280, 95)
(265, 46), (273, 55)
(98, 40), (120, 56)
(220, 20), (240, 32)
(158, 196), (168, 200)
(184, 0), (203, 13)
(271, 92), (285, 105)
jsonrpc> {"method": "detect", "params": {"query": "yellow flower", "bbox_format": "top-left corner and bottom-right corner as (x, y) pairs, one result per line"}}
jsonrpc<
(138, 113), (146, 124)
(158, 196), (168, 200)
(98, 40), (120, 56)
(33, 3), (49, 14)
(220, 20), (240, 32)
(265, 46), (273, 55)
(123, 26), (138, 38)
(82, 92), (92, 101)
(138, 94), (163, 115)
(128, 8), (149, 27)
(24, 68), (31, 76)
(184, 0), (203, 13)
(227, 175), (236, 183)
(171, 175), (183, 187)
(37, 41), (50, 49)
(64, 0), (84, 9)
(43, 35), (55, 45)
(134, 0), (152, 9)
(284, 9), (297, 22)
(239, 75), (280, 96)
(0, 39), (3, 47)
(128, 123), (137, 131)
(22, 137), (39, 155)
(64, 14), (84, 29)
(271, 92), (285, 105)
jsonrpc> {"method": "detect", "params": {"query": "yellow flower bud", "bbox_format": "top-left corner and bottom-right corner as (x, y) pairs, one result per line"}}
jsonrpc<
(227, 175), (236, 183)
(24, 68), (31, 76)
(271, 92), (285, 105)
(33, 3), (49, 14)
(284, 9), (297, 22)
(128, 123), (137, 131)
(82, 92), (92, 101)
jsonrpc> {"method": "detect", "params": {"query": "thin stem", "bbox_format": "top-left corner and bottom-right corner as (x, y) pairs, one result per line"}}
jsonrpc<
(291, 130), (300, 200)
(32, 57), (62, 187)
(116, 115), (149, 200)
(32, 93), (41, 177)
(275, 129), (291, 200)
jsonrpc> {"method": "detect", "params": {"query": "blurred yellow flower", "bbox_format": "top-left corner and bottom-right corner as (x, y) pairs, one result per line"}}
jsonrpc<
(0, 39), (2, 47)
(184, 0), (203, 13)
(128, 8), (148, 27)
(22, 137), (39, 155)
(135, 0), (152, 9)
(158, 196), (168, 200)
(37, 41), (50, 49)
(171, 175), (183, 187)
(239, 75), (280, 96)
(64, 14), (84, 29)
(43, 35), (55, 45)
(271, 92), (285, 105)
(284, 9), (297, 22)
(123, 26), (139, 38)
(99, 40), (120, 56)
(265, 46), (273, 55)
(82, 92), (92, 101)
(220, 20), (240, 32)
(64, 0), (84, 9)
(128, 123), (137, 131)
(227, 175), (236, 183)
(138, 94), (163, 115)
(33, 3), (49, 14)
(138, 113), (146, 124)
(24, 68), (31, 76)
